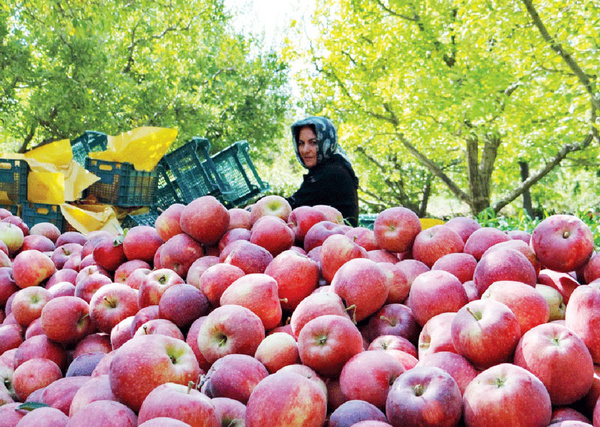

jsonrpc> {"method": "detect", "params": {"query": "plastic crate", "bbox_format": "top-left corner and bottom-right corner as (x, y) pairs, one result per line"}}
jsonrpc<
(121, 209), (160, 229)
(84, 158), (158, 207)
(358, 213), (378, 230)
(0, 158), (28, 205)
(71, 131), (108, 165)
(153, 161), (183, 210)
(22, 202), (65, 230)
(162, 138), (220, 204)
(206, 140), (269, 207)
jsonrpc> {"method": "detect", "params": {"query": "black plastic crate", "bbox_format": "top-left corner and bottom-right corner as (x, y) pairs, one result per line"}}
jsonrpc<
(0, 158), (28, 205)
(84, 158), (158, 207)
(207, 141), (269, 207)
(358, 213), (378, 230)
(162, 138), (220, 204)
(153, 161), (183, 210)
(71, 131), (108, 165)
(121, 209), (159, 229)
(22, 202), (65, 230)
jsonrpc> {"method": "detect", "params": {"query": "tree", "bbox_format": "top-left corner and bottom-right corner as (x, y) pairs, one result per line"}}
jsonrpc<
(0, 0), (289, 154)
(288, 0), (599, 216)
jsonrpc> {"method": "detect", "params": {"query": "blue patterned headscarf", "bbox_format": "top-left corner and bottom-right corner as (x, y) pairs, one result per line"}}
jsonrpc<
(291, 116), (359, 186)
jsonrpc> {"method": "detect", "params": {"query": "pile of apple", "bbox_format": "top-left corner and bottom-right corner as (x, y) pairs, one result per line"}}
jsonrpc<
(1, 194), (600, 426)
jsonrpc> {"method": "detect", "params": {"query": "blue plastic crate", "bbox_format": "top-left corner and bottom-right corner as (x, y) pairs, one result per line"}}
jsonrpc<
(153, 161), (183, 210)
(121, 209), (160, 229)
(22, 202), (65, 230)
(162, 138), (221, 204)
(0, 158), (28, 205)
(84, 158), (158, 207)
(0, 204), (20, 216)
(71, 131), (108, 165)
(207, 141), (269, 207)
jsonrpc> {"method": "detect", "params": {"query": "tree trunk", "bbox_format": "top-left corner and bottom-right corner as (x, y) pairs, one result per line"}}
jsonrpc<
(519, 161), (533, 216)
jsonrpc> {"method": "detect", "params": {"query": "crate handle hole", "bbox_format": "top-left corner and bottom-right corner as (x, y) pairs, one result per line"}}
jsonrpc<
(0, 163), (13, 170)
(99, 164), (115, 171)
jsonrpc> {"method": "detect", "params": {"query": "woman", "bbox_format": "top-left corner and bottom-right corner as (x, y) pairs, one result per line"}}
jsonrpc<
(286, 116), (359, 226)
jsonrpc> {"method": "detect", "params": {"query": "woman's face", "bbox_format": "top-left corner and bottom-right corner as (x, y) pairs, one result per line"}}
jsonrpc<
(298, 126), (318, 168)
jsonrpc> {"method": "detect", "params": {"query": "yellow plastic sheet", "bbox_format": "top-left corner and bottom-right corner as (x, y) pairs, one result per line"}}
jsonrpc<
(24, 139), (72, 167)
(88, 127), (177, 171)
(61, 203), (122, 235)
(420, 218), (446, 230)
(28, 172), (65, 204)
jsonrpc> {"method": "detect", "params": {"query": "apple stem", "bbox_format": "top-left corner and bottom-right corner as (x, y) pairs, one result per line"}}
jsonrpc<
(413, 384), (425, 396)
(103, 296), (116, 308)
(187, 381), (194, 394)
(143, 325), (148, 335)
(280, 298), (288, 304)
(345, 304), (357, 324)
(379, 316), (397, 327)
(466, 306), (482, 321)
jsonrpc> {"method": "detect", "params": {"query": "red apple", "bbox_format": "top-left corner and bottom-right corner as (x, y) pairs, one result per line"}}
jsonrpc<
(138, 268), (185, 308)
(321, 234), (368, 284)
(220, 273), (282, 331)
(303, 220), (347, 253)
(12, 250), (56, 288)
(66, 351), (106, 377)
(395, 259), (430, 287)
(378, 262), (410, 304)
(198, 262), (245, 308)
(537, 268), (580, 303)
(138, 382), (219, 427)
(245, 370), (327, 427)
(0, 267), (18, 307)
(451, 299), (521, 369)
(463, 363), (552, 426)
(201, 353), (268, 404)
(482, 238), (541, 275)
(125, 267), (151, 291)
(431, 252), (477, 283)
(24, 317), (43, 339)
(158, 284), (210, 329)
(55, 231), (87, 247)
(535, 284), (566, 321)
(10, 286), (53, 327)
(180, 195), (229, 246)
(481, 280), (550, 334)
(565, 282), (600, 363)
(411, 225), (464, 268)
(297, 314), (364, 378)
(73, 333), (111, 359)
(514, 322), (594, 405)
(473, 247), (537, 296)
(385, 366), (462, 426)
(185, 255), (220, 289)
(463, 226), (510, 260)
(13, 357), (62, 401)
(218, 228), (252, 252)
(212, 397), (246, 427)
(47, 281), (76, 298)
(93, 234), (126, 272)
(159, 233), (204, 279)
(185, 316), (211, 372)
(582, 252), (600, 284)
(289, 291), (350, 338)
(328, 400), (387, 427)
(154, 203), (185, 241)
(69, 374), (119, 416)
(416, 351), (479, 395)
(265, 249), (319, 311)
(20, 234), (55, 253)
(113, 259), (151, 284)
(288, 206), (327, 243)
(123, 225), (163, 263)
(219, 239), (273, 274)
(13, 406), (68, 426)
(134, 318), (184, 340)
(51, 242), (83, 270)
(531, 214), (594, 272)
(373, 207), (421, 253)
(109, 334), (200, 412)
(331, 258), (388, 322)
(46, 268), (78, 288)
(197, 304), (265, 364)
(74, 272), (112, 304)
(254, 332), (300, 373)
(445, 216), (481, 243)
(66, 399), (137, 426)
(249, 195), (292, 225)
(227, 207), (252, 230)
(340, 350), (406, 408)
(362, 303), (420, 344)
(110, 315), (135, 350)
(40, 296), (93, 345)
(408, 269), (468, 327)
(250, 215), (294, 256)
(130, 305), (160, 335)
(345, 226), (378, 251)
(29, 222), (61, 243)
(417, 312), (456, 359)
(89, 283), (139, 334)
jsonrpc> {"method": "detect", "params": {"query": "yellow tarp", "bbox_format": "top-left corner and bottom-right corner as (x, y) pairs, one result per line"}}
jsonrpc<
(61, 203), (122, 235)
(88, 127), (177, 171)
(420, 218), (446, 230)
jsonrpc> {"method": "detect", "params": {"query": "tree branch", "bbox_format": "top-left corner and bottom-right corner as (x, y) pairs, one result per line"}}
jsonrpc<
(521, 0), (600, 111)
(371, 0), (419, 22)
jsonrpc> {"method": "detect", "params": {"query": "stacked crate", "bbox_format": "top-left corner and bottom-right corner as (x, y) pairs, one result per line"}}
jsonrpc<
(0, 158), (28, 217)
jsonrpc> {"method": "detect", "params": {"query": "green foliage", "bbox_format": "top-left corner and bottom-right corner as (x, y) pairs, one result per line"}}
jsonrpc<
(0, 0), (290, 154)
(286, 0), (600, 215)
